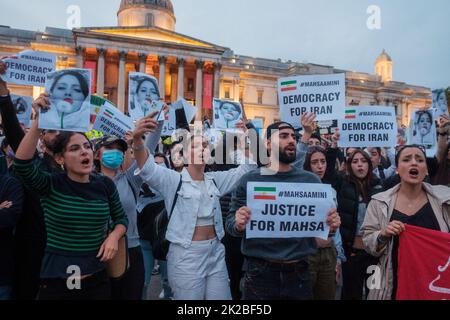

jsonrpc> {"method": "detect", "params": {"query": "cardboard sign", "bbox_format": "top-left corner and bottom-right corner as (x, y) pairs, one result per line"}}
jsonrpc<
(278, 73), (345, 127)
(246, 182), (334, 240)
(1, 50), (56, 87)
(10, 94), (33, 128)
(338, 106), (398, 148)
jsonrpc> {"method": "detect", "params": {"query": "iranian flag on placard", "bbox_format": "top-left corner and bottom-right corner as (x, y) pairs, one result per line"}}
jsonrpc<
(104, 109), (114, 119)
(396, 225), (450, 300)
(280, 80), (297, 92)
(254, 187), (277, 201)
(345, 109), (356, 119)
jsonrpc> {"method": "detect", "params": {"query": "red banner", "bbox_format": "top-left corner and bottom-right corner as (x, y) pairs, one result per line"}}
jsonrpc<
(202, 73), (213, 109)
(397, 225), (450, 300)
(84, 60), (97, 94)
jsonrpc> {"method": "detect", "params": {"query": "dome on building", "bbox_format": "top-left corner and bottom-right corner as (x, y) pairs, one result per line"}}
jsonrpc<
(118, 0), (176, 31)
(376, 49), (392, 63)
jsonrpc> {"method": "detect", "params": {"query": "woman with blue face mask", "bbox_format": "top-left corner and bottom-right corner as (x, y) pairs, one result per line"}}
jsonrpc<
(94, 110), (163, 300)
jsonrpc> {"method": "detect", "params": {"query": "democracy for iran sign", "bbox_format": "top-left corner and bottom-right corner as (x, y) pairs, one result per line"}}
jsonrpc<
(278, 73), (345, 127)
(338, 106), (398, 148)
(246, 182), (334, 240)
(1, 50), (56, 87)
(93, 102), (134, 138)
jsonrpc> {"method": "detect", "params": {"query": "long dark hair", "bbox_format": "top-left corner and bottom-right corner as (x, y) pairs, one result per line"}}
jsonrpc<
(304, 146), (327, 179)
(433, 142), (450, 186)
(50, 70), (89, 99)
(346, 149), (374, 204)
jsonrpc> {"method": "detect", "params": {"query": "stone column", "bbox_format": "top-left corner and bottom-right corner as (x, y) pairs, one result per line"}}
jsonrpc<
(158, 55), (167, 99)
(177, 58), (185, 99)
(96, 48), (106, 97)
(213, 63), (221, 99)
(195, 60), (204, 121)
(138, 53), (147, 73)
(233, 78), (240, 102)
(75, 46), (85, 69)
(117, 51), (127, 113)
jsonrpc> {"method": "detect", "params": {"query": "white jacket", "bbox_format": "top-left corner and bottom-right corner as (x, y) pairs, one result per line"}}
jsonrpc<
(135, 154), (257, 248)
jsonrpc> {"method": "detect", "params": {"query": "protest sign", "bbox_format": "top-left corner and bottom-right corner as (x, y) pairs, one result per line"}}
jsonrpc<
(162, 107), (176, 136)
(278, 73), (345, 127)
(408, 109), (437, 157)
(432, 89), (449, 118)
(90, 95), (116, 123)
(338, 106), (398, 148)
(93, 103), (134, 138)
(128, 72), (162, 121)
(10, 94), (32, 128)
(173, 98), (198, 124)
(397, 225), (450, 300)
(213, 99), (243, 131)
(40, 69), (91, 132)
(1, 50), (56, 87)
(246, 182), (334, 240)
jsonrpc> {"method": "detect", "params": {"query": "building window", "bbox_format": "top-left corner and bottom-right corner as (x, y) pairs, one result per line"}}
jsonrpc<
(224, 86), (231, 99)
(187, 78), (194, 92)
(146, 13), (154, 26)
(257, 89), (264, 105)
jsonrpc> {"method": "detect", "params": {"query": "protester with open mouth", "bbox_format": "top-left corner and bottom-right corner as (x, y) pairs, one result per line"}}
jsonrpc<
(12, 96), (128, 300)
(362, 145), (450, 300)
(336, 149), (383, 300)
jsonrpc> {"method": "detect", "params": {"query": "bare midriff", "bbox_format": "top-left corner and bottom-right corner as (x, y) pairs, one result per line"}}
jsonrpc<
(192, 225), (217, 241)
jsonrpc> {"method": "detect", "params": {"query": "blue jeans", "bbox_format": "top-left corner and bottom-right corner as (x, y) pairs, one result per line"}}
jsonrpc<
(140, 240), (173, 300)
(243, 258), (313, 300)
(0, 286), (12, 300)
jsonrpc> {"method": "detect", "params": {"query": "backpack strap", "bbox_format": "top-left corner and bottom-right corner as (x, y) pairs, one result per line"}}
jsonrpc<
(168, 175), (183, 221)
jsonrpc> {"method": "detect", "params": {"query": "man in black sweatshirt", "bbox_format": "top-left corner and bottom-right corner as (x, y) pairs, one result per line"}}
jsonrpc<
(226, 121), (341, 300)
(0, 60), (62, 300)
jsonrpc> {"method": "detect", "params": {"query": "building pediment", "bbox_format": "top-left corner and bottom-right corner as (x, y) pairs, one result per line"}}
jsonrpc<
(74, 26), (227, 51)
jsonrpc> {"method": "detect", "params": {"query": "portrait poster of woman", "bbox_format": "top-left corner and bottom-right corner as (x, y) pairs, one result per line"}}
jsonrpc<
(40, 68), (91, 132)
(128, 72), (164, 122)
(432, 89), (449, 118)
(212, 98), (243, 131)
(11, 94), (32, 128)
(408, 109), (437, 156)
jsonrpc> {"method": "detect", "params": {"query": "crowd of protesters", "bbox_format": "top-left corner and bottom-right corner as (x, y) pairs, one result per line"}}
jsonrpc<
(0, 59), (450, 301)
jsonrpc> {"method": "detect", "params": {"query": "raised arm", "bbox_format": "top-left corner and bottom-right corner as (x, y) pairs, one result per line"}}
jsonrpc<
(437, 116), (450, 163)
(0, 60), (26, 152)
(293, 112), (316, 170)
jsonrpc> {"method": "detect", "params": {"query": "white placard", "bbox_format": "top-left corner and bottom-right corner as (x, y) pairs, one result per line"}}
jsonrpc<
(408, 109), (437, 157)
(128, 72), (163, 121)
(10, 94), (33, 128)
(213, 99), (243, 131)
(338, 106), (398, 148)
(93, 102), (134, 139)
(246, 182), (334, 240)
(1, 50), (56, 87)
(162, 107), (176, 136)
(40, 69), (91, 132)
(432, 89), (449, 118)
(278, 73), (345, 127)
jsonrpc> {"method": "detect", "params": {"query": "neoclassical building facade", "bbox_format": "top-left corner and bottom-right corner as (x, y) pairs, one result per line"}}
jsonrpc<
(0, 0), (431, 128)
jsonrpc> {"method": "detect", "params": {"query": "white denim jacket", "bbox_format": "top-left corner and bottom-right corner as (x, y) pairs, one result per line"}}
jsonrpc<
(135, 154), (257, 248)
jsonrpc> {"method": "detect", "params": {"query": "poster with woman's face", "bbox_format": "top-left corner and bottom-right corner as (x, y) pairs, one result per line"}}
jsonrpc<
(40, 68), (91, 132)
(11, 94), (32, 128)
(212, 99), (243, 131)
(128, 72), (163, 121)
(408, 110), (437, 156)
(432, 89), (449, 118)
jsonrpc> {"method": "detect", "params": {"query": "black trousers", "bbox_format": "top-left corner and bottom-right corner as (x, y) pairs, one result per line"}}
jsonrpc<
(341, 249), (379, 300)
(222, 232), (244, 301)
(38, 270), (111, 300)
(110, 246), (145, 300)
(12, 237), (45, 300)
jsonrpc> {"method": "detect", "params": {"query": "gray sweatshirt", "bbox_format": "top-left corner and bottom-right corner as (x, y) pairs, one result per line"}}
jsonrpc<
(226, 166), (321, 262)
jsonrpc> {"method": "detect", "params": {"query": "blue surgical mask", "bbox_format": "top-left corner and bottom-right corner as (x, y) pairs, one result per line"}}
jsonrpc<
(101, 150), (124, 170)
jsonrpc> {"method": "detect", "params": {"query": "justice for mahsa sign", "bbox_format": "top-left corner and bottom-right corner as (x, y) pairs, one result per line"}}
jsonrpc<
(246, 182), (334, 240)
